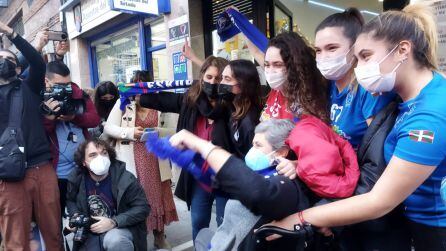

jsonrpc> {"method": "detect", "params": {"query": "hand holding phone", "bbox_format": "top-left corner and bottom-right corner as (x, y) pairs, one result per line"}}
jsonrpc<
(47, 31), (68, 41)
(140, 128), (158, 142)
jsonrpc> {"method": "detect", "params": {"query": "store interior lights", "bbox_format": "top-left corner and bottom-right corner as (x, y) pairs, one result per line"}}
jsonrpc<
(307, 0), (379, 16)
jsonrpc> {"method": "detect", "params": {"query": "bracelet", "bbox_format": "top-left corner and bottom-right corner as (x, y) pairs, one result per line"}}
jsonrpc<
(298, 211), (308, 225)
(204, 144), (220, 162)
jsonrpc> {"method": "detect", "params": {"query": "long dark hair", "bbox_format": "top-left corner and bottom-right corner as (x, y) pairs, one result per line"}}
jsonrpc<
(228, 59), (262, 121)
(131, 70), (154, 83)
(94, 81), (119, 119)
(186, 56), (229, 106)
(268, 32), (330, 123)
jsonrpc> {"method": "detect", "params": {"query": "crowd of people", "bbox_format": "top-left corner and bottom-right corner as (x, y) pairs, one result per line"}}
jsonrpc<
(0, 2), (444, 251)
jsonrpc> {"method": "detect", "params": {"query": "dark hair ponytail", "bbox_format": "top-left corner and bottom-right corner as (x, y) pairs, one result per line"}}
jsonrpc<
(315, 7), (364, 45)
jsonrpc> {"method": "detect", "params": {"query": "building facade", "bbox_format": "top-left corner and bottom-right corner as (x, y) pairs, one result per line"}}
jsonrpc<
(0, 0), (63, 52)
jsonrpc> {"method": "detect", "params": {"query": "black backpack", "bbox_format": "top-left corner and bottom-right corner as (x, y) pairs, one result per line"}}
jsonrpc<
(0, 84), (26, 181)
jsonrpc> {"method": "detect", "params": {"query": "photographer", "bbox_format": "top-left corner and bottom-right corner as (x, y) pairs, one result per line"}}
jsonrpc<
(66, 139), (150, 251)
(0, 22), (63, 250)
(42, 61), (100, 218)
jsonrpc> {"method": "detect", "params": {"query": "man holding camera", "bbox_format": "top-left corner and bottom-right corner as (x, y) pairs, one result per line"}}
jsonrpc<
(66, 139), (150, 251)
(42, 61), (100, 219)
(0, 22), (63, 250)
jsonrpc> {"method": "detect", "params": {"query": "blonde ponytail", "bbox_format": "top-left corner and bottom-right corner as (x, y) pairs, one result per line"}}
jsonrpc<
(361, 3), (438, 70)
(403, 3), (438, 69)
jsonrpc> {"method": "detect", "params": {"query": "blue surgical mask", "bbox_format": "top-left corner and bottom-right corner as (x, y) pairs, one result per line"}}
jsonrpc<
(244, 147), (275, 171)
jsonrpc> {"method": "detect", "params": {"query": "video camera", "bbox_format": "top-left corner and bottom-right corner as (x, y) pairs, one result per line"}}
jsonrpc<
(42, 84), (84, 116)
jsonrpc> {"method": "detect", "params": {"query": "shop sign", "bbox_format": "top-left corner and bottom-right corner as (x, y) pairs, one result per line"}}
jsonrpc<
(82, 0), (110, 25)
(172, 52), (188, 81)
(110, 0), (158, 15)
(168, 15), (189, 46)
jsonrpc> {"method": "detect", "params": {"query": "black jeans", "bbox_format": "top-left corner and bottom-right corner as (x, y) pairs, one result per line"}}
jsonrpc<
(408, 220), (446, 251)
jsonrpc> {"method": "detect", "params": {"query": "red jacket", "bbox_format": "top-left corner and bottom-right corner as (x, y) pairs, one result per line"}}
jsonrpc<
(286, 115), (359, 199)
(44, 83), (101, 169)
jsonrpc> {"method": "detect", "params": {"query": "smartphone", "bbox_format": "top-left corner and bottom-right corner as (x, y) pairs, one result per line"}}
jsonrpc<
(140, 128), (158, 142)
(47, 31), (68, 41)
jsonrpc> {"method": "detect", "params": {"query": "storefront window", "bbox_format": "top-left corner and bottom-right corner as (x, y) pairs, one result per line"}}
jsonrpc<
(149, 21), (168, 81)
(152, 48), (168, 81)
(93, 27), (141, 84)
(274, 5), (291, 35)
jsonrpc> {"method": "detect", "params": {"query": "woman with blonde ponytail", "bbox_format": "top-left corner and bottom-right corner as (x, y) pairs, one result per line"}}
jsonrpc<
(263, 4), (446, 250)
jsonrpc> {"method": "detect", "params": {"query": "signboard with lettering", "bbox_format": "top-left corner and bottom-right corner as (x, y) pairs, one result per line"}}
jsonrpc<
(110, 0), (158, 15)
(172, 52), (188, 81)
(168, 15), (189, 46)
(82, 0), (110, 25)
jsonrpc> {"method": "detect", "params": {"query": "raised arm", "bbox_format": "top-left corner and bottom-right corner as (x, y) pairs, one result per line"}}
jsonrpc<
(139, 92), (184, 114)
(169, 129), (307, 219)
(0, 22), (46, 94)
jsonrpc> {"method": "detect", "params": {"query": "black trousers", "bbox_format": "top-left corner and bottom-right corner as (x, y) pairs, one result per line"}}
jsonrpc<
(409, 220), (446, 251)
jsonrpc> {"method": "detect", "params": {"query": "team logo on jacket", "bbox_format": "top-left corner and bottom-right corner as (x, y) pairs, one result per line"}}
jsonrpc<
(408, 130), (435, 144)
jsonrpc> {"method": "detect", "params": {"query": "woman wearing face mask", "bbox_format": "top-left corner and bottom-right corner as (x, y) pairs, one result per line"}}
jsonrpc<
(89, 81), (119, 139)
(218, 59), (262, 158)
(166, 96), (359, 250)
(315, 8), (395, 150)
(263, 4), (446, 251)
(315, 8), (408, 250)
(260, 42), (295, 122)
(178, 119), (309, 251)
(137, 56), (232, 241)
(104, 70), (178, 249)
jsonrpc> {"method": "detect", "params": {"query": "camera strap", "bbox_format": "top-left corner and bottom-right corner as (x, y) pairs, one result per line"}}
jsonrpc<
(8, 85), (23, 128)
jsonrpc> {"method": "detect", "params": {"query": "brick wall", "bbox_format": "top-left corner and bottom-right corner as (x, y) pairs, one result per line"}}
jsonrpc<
(0, 0), (61, 45)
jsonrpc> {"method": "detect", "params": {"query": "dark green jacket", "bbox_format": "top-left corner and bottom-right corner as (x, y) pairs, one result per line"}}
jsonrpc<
(66, 160), (150, 251)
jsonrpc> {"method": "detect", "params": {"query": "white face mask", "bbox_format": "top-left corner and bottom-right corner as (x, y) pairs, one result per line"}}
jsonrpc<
(354, 45), (403, 93)
(88, 155), (111, 176)
(317, 48), (353, 81)
(264, 71), (287, 90)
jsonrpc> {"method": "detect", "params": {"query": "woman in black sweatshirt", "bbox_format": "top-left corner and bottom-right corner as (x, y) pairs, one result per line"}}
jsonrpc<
(139, 56), (231, 240)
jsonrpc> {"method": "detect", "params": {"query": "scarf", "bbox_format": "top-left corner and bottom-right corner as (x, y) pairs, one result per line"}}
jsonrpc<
(117, 80), (193, 110)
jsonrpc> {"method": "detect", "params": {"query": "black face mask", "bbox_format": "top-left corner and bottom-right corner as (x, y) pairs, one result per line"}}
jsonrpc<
(218, 83), (236, 102)
(0, 58), (17, 80)
(202, 81), (219, 99)
(99, 99), (116, 107)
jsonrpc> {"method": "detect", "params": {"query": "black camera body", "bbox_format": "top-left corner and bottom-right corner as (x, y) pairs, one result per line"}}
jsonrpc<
(69, 214), (92, 243)
(43, 84), (84, 116)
